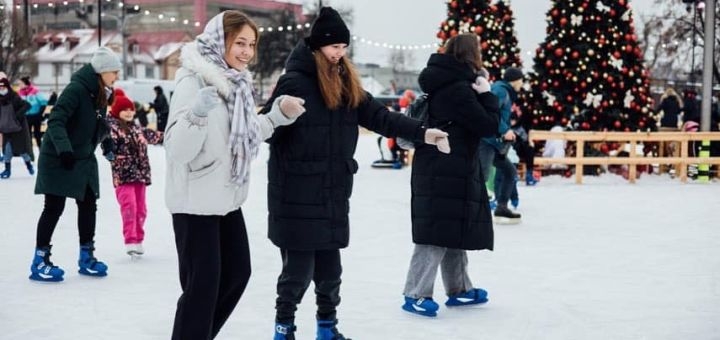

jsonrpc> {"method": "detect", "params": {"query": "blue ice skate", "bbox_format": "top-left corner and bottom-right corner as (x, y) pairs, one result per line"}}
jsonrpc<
(274, 322), (296, 340)
(445, 288), (489, 307)
(317, 319), (351, 340)
(78, 242), (108, 277)
(402, 296), (439, 317)
(29, 246), (65, 282)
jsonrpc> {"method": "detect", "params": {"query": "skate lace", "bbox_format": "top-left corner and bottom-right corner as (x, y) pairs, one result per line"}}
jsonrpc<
(82, 246), (99, 265)
(43, 251), (56, 268)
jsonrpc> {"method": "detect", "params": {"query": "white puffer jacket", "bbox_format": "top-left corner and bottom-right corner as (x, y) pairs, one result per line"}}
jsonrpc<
(164, 42), (294, 215)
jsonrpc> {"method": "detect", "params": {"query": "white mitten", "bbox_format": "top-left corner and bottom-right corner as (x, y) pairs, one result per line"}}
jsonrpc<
(191, 87), (221, 117)
(472, 76), (491, 94)
(424, 128), (451, 154)
(279, 96), (306, 119)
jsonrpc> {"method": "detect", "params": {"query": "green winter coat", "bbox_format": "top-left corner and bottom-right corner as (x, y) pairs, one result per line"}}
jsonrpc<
(35, 64), (110, 201)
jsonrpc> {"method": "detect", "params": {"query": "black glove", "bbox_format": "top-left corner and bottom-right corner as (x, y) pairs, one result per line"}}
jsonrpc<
(59, 152), (75, 170)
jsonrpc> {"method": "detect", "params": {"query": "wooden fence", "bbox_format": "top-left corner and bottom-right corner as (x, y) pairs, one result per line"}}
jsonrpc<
(529, 131), (720, 184)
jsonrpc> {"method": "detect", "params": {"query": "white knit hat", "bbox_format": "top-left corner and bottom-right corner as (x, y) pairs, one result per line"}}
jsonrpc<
(90, 47), (122, 73)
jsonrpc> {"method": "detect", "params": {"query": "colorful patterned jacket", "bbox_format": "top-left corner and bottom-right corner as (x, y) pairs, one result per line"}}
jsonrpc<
(108, 116), (163, 187)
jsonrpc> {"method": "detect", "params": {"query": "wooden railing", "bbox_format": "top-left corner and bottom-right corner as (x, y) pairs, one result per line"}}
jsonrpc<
(529, 131), (720, 184)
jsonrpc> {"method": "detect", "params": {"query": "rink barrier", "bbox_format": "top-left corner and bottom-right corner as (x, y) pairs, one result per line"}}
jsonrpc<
(528, 131), (720, 184)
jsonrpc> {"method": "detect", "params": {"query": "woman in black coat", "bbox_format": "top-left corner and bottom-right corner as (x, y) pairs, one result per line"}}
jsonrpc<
(0, 77), (33, 179)
(260, 7), (450, 339)
(402, 33), (500, 317)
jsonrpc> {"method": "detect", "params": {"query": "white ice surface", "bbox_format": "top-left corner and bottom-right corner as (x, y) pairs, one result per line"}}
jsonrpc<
(1, 132), (719, 340)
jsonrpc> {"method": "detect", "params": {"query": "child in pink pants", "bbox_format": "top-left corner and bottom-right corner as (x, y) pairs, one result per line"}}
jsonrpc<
(108, 92), (163, 256)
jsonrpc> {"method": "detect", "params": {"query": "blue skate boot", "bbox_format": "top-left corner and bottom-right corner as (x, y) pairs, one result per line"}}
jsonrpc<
(445, 288), (489, 307)
(511, 198), (519, 209)
(273, 322), (296, 340)
(402, 296), (439, 317)
(78, 242), (108, 277)
(317, 319), (351, 340)
(29, 246), (65, 282)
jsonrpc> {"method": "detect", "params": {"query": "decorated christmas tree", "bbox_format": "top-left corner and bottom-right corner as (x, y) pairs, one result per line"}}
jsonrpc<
(437, 0), (520, 80)
(488, 0), (523, 79)
(521, 0), (655, 131)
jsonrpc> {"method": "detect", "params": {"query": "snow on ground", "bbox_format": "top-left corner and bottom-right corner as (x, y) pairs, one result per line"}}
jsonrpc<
(1, 133), (719, 340)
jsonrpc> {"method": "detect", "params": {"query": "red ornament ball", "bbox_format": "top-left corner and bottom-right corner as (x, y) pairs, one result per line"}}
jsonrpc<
(614, 120), (621, 128)
(582, 122), (590, 130)
(554, 48), (563, 57)
(474, 26), (483, 34)
(451, 1), (458, 9)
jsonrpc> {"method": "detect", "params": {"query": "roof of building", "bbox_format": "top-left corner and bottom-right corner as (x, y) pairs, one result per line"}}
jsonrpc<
(33, 29), (190, 64)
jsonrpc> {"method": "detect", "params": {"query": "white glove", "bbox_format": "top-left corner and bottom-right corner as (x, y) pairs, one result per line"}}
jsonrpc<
(191, 87), (221, 117)
(472, 76), (491, 94)
(424, 128), (451, 154)
(279, 95), (306, 119)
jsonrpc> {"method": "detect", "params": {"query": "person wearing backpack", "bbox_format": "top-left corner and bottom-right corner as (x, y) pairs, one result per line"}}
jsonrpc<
(259, 7), (451, 339)
(401, 33), (499, 317)
(479, 67), (525, 223)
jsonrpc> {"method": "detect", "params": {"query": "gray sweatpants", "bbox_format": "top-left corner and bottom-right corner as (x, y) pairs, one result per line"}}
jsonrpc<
(403, 244), (473, 299)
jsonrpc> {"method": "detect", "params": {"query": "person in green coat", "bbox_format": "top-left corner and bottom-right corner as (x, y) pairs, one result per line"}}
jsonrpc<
(29, 47), (121, 282)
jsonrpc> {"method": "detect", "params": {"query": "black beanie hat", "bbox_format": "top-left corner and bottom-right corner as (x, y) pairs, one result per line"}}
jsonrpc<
(502, 67), (524, 82)
(305, 7), (350, 50)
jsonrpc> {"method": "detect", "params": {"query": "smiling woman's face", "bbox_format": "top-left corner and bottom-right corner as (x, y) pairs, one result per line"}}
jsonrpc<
(224, 25), (257, 71)
(319, 43), (348, 64)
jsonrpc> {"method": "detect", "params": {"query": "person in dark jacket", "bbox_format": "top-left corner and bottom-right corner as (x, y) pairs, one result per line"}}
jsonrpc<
(401, 33), (499, 318)
(29, 47), (121, 282)
(150, 85), (169, 132)
(0, 76), (34, 179)
(479, 67), (525, 222)
(260, 7), (450, 340)
(657, 87), (683, 130)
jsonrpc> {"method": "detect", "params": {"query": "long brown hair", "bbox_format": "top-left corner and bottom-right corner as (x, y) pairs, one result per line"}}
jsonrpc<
(97, 77), (109, 109)
(444, 33), (482, 71)
(314, 53), (366, 110)
(223, 10), (259, 65)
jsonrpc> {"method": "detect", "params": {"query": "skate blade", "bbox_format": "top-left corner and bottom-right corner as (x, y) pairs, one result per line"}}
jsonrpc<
(493, 216), (522, 225)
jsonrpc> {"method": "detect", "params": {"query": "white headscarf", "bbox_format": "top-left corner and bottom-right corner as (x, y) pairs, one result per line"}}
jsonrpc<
(196, 12), (261, 186)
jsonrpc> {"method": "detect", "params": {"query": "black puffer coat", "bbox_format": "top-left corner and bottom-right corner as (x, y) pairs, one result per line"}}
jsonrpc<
(410, 53), (499, 250)
(261, 41), (425, 250)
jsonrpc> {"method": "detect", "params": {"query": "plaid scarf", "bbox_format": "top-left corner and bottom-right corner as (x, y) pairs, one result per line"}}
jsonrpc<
(196, 12), (260, 185)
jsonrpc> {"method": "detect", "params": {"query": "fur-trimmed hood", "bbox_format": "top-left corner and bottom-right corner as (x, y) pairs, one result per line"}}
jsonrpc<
(179, 42), (238, 99)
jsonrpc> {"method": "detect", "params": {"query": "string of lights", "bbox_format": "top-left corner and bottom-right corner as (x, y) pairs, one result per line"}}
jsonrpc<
(2, 1), (439, 50)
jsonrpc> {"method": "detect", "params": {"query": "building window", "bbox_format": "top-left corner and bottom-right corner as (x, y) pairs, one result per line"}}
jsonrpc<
(125, 64), (134, 78)
(145, 66), (154, 78)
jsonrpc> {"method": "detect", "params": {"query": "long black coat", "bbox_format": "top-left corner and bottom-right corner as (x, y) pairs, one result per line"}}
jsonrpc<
(411, 53), (499, 250)
(261, 41), (425, 250)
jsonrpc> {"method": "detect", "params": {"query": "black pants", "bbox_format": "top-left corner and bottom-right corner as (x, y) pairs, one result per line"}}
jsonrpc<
(275, 249), (342, 324)
(26, 114), (43, 148)
(171, 208), (251, 340)
(36, 187), (97, 248)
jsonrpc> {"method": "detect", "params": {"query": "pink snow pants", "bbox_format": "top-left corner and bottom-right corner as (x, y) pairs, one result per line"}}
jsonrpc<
(115, 183), (147, 245)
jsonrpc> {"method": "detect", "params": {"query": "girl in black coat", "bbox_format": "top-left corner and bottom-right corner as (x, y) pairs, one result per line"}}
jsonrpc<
(261, 7), (450, 340)
(402, 33), (500, 317)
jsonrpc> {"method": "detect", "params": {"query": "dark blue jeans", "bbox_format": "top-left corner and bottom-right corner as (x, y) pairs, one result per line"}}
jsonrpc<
(478, 142), (516, 206)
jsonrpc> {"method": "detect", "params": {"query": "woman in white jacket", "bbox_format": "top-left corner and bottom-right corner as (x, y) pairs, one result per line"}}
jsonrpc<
(164, 11), (305, 340)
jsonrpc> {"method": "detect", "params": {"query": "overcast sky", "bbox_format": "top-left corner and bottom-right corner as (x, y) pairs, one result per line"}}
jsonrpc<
(287, 0), (659, 70)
